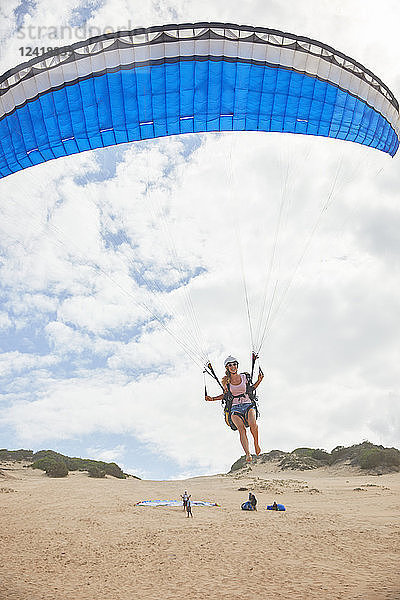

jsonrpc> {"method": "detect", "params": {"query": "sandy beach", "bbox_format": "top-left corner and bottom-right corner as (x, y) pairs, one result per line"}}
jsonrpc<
(1, 460), (399, 600)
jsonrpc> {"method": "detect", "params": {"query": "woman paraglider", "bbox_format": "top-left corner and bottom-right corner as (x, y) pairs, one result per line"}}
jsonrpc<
(205, 356), (264, 462)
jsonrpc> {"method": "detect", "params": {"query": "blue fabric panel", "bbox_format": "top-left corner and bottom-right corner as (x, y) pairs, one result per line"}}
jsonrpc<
(221, 59), (235, 124)
(137, 66), (153, 132)
(180, 61), (195, 134)
(165, 62), (179, 135)
(233, 61), (250, 130)
(151, 61), (167, 136)
(120, 69), (140, 141)
(194, 61), (208, 133)
(16, 101), (36, 166)
(0, 114), (22, 174)
(108, 70), (128, 144)
(39, 94), (60, 156)
(207, 61), (222, 131)
(0, 58), (398, 178)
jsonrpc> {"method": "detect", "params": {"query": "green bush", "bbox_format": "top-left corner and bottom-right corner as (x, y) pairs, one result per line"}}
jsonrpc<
(292, 447), (313, 457)
(279, 455), (320, 471)
(310, 449), (330, 461)
(31, 457), (58, 471)
(88, 466), (106, 478)
(45, 461), (69, 478)
(31, 451), (126, 478)
(359, 449), (381, 469)
(104, 462), (126, 479)
(292, 448), (330, 461)
(32, 456), (68, 477)
(359, 447), (400, 470)
(0, 449), (33, 462)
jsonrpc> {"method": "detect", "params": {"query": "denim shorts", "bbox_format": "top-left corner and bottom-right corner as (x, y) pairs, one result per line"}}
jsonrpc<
(231, 402), (254, 417)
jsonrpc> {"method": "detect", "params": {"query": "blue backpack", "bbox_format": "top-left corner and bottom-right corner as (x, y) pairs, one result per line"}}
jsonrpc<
(241, 501), (255, 511)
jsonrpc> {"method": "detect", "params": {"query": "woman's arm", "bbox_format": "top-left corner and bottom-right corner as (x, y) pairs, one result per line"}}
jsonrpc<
(205, 376), (227, 401)
(253, 371), (264, 390)
(205, 393), (225, 402)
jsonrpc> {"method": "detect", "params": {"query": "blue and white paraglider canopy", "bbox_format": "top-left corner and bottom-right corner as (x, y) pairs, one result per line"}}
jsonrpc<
(0, 22), (399, 178)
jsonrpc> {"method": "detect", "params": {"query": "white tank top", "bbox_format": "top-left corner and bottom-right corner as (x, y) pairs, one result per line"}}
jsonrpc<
(229, 374), (251, 406)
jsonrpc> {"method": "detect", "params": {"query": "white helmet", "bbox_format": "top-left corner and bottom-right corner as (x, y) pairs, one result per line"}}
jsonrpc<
(224, 356), (238, 367)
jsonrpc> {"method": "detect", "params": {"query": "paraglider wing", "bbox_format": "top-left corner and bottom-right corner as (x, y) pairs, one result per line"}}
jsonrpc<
(0, 22), (399, 178)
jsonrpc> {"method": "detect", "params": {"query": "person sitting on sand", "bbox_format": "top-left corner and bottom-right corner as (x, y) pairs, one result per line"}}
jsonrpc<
(249, 492), (257, 510)
(186, 498), (193, 518)
(206, 356), (263, 462)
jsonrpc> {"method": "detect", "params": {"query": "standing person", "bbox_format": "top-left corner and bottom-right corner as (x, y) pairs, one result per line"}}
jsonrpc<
(181, 491), (191, 511)
(206, 356), (264, 462)
(186, 498), (193, 518)
(249, 492), (257, 510)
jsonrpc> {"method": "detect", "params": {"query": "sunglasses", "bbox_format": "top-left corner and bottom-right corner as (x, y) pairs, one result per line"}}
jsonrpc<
(227, 362), (238, 367)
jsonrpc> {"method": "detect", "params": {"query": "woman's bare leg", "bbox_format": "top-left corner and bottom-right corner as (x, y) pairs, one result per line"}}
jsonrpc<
(231, 414), (252, 461)
(247, 409), (261, 455)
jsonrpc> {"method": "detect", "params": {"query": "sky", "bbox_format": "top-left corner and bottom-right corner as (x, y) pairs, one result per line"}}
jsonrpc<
(0, 0), (399, 480)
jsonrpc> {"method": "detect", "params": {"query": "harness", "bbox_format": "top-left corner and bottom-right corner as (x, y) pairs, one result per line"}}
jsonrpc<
(223, 372), (259, 431)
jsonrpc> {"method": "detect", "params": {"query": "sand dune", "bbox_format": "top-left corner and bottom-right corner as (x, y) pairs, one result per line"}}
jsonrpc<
(1, 461), (399, 600)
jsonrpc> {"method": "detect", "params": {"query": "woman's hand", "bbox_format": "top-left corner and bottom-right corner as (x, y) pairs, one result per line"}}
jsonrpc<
(206, 393), (225, 401)
(256, 372), (264, 384)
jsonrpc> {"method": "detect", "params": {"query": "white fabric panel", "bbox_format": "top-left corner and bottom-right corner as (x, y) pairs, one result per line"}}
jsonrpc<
(30, 71), (51, 97)
(316, 57), (332, 81)
(357, 80), (372, 105)
(99, 49), (121, 70)
(304, 53), (321, 77)
(164, 41), (180, 59)
(117, 47), (136, 67)
(220, 40), (238, 59)
(238, 40), (253, 60)
(60, 60), (79, 84)
(73, 56), (96, 78)
(292, 50), (308, 73)
(338, 67), (356, 91)
(9, 85), (26, 112)
(21, 75), (38, 101)
(278, 47), (296, 69)
(252, 41), (268, 62)
(94, 48), (107, 74)
(366, 85), (383, 111)
(90, 52), (107, 72)
(325, 64), (342, 87)
(1, 87), (14, 113)
(179, 38), (195, 57)
(264, 44), (283, 65)
(130, 46), (151, 63)
(48, 64), (65, 88)
(193, 39), (209, 56)
(149, 42), (165, 60)
(209, 38), (224, 57)
(369, 88), (385, 113)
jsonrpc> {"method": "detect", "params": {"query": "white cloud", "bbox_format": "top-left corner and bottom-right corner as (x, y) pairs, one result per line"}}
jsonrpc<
(0, 351), (59, 378)
(0, 312), (12, 330)
(45, 321), (116, 357)
(86, 444), (126, 464)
